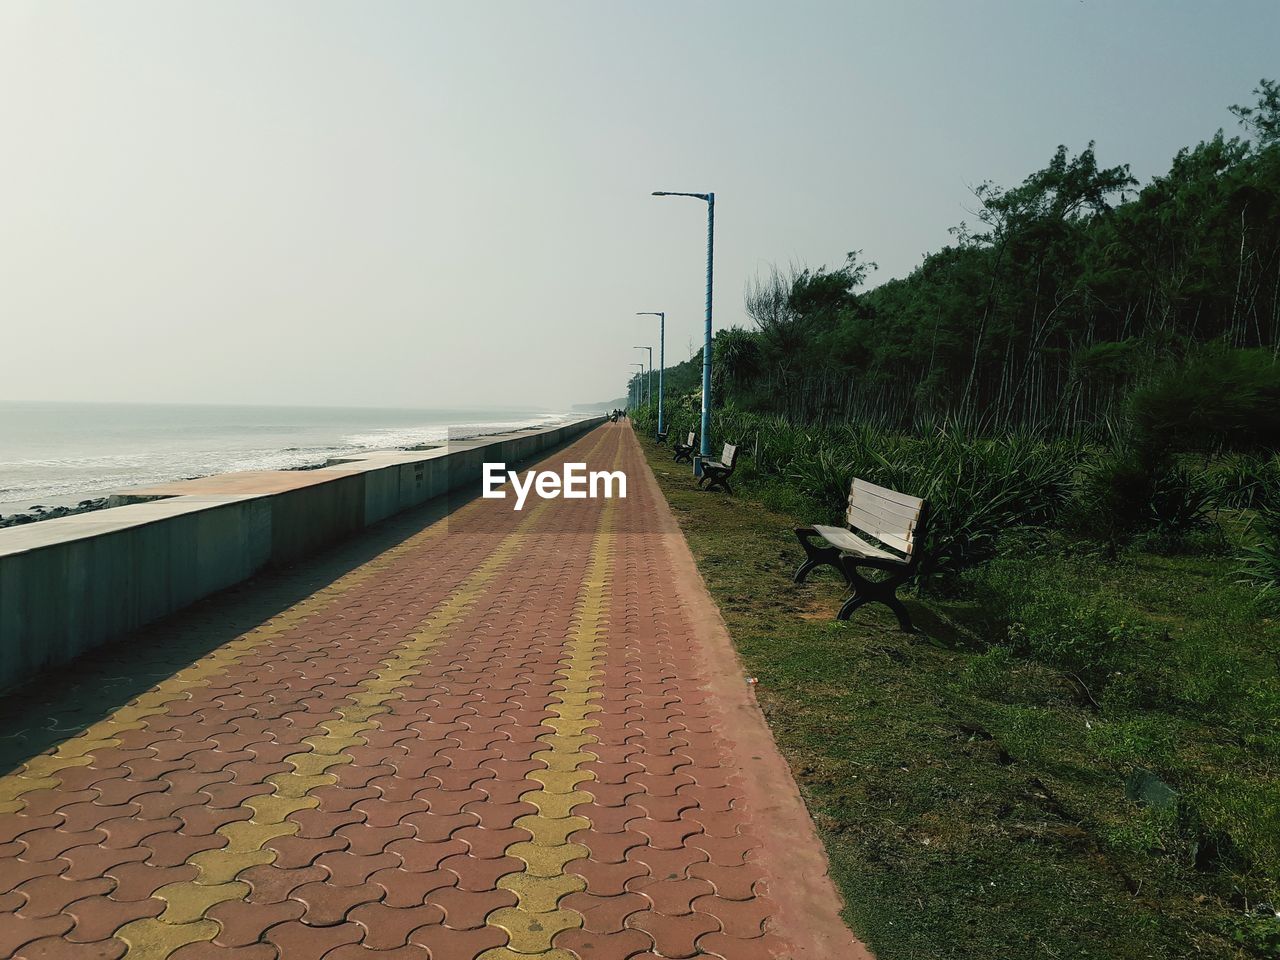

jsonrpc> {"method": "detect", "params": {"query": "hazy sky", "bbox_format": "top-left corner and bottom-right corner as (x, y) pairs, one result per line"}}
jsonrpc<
(1, 2), (1275, 411)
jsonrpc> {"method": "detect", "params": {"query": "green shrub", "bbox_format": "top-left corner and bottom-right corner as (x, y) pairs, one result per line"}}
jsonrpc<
(1075, 444), (1160, 550)
(1149, 464), (1218, 533)
(1236, 505), (1280, 607)
(1129, 348), (1280, 455)
(637, 406), (1085, 584)
(1075, 444), (1219, 554)
(1207, 451), (1280, 509)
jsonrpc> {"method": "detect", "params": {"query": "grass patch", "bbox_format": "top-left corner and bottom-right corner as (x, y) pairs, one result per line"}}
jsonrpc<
(639, 435), (1280, 960)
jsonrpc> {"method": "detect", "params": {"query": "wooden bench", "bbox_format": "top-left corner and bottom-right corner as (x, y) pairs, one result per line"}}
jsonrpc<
(672, 432), (696, 463)
(656, 428), (669, 444)
(697, 442), (739, 494)
(793, 477), (929, 631)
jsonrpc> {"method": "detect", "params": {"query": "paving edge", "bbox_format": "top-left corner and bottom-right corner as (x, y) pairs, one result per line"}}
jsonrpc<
(638, 441), (874, 959)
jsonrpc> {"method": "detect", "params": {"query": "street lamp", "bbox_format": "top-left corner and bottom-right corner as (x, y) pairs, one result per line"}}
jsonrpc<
(630, 362), (644, 411)
(634, 346), (652, 406)
(635, 312), (665, 439)
(652, 190), (714, 464)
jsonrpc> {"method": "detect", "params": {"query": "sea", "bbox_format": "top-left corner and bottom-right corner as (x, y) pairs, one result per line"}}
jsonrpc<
(0, 401), (569, 516)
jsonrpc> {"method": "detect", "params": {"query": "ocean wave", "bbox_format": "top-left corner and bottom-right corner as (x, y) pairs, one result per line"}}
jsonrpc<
(0, 410), (570, 511)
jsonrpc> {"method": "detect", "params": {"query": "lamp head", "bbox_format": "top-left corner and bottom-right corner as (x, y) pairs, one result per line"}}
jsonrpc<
(651, 190), (710, 201)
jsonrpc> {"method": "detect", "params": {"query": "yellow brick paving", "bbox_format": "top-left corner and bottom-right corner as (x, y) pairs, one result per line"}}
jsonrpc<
(479, 494), (618, 957)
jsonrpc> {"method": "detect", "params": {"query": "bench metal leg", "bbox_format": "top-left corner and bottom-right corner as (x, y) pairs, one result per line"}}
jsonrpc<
(699, 471), (732, 494)
(793, 528), (846, 584)
(837, 594), (869, 620)
(836, 559), (916, 633)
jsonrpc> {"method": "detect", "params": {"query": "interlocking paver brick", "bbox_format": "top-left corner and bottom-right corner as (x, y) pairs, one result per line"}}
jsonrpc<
(346, 902), (444, 949)
(552, 928), (653, 960)
(16, 827), (106, 861)
(569, 859), (648, 898)
(0, 424), (860, 960)
(13, 875), (114, 918)
(64, 894), (165, 941)
(168, 942), (277, 960)
(440, 852), (521, 892)
(623, 909), (719, 959)
(426, 885), (514, 930)
(289, 879), (383, 926)
(62, 845), (149, 882)
(15, 935), (127, 960)
(407, 922), (506, 958)
(0, 914), (76, 958)
(207, 897), (304, 946)
(264, 919), (362, 960)
(558, 891), (649, 935)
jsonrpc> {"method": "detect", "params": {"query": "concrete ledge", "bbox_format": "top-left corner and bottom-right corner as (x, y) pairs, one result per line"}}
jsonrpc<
(0, 417), (604, 691)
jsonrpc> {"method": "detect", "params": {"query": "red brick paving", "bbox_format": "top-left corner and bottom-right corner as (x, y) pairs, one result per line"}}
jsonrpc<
(0, 423), (864, 959)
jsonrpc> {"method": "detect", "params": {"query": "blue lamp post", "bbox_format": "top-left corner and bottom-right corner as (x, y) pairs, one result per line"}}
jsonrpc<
(652, 191), (714, 468)
(630, 362), (644, 411)
(635, 312), (665, 439)
(634, 346), (653, 406)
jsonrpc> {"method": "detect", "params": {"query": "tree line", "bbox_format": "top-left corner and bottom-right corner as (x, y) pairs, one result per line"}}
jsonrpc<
(640, 81), (1280, 438)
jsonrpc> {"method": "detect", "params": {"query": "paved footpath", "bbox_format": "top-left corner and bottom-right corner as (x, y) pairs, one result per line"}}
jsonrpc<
(0, 423), (861, 960)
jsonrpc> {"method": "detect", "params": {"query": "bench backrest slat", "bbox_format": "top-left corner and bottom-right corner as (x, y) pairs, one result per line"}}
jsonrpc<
(851, 489), (918, 526)
(686, 432), (695, 446)
(722, 443), (738, 467)
(847, 478), (924, 556)
(854, 477), (924, 511)
(846, 503), (916, 554)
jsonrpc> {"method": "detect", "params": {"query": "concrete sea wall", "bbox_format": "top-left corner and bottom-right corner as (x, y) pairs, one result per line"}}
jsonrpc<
(0, 417), (604, 692)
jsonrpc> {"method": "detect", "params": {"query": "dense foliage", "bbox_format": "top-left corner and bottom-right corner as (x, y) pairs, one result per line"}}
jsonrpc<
(633, 81), (1280, 433)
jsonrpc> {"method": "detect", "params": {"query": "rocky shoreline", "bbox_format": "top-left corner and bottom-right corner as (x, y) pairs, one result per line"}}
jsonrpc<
(0, 498), (112, 529)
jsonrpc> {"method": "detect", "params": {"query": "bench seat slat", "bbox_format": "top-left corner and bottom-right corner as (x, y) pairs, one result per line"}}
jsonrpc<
(812, 524), (906, 564)
(853, 477), (923, 512)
